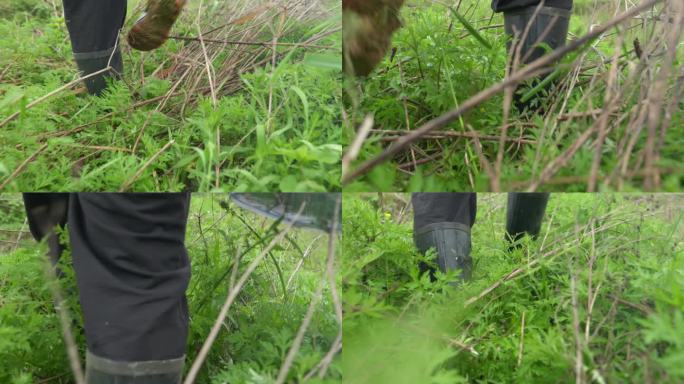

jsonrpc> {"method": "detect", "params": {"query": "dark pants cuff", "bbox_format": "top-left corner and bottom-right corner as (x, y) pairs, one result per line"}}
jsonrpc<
(492, 0), (573, 13)
(412, 193), (477, 230)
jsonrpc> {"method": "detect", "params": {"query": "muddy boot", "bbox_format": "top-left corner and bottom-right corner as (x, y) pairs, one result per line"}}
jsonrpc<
(85, 351), (184, 384)
(343, 0), (405, 77)
(503, 5), (571, 111)
(23, 193), (69, 268)
(74, 48), (123, 96)
(505, 192), (550, 245)
(127, 0), (187, 51)
(414, 222), (472, 284)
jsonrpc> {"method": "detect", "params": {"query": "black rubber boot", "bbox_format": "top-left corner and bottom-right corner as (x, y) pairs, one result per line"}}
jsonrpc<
(23, 193), (70, 267)
(74, 47), (123, 96)
(414, 222), (472, 284)
(85, 351), (184, 384)
(505, 192), (550, 244)
(504, 5), (571, 111)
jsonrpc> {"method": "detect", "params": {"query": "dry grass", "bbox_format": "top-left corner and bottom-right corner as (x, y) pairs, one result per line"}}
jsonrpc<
(127, 0), (339, 108)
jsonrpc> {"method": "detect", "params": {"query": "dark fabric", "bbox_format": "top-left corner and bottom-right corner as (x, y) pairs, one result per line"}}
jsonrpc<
(506, 192), (550, 240)
(23, 193), (70, 266)
(63, 193), (190, 362)
(62, 0), (127, 55)
(503, 5), (571, 63)
(412, 193), (477, 230)
(491, 0), (573, 12)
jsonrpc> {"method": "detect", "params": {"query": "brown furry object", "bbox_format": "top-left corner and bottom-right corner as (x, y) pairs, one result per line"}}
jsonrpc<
(127, 0), (187, 51)
(343, 0), (405, 77)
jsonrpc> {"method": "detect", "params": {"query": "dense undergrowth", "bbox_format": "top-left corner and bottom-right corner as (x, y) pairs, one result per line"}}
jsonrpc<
(343, 0), (683, 192)
(0, 0), (341, 192)
(342, 193), (684, 383)
(0, 194), (341, 383)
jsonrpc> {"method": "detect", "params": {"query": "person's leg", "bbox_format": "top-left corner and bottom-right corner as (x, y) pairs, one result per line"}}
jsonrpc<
(505, 192), (550, 243)
(412, 193), (476, 283)
(23, 193), (70, 267)
(62, 0), (126, 95)
(492, 0), (573, 111)
(68, 193), (191, 383)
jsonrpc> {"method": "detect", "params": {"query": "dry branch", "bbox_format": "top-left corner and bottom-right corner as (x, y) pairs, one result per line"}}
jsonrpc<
(0, 67), (112, 128)
(43, 250), (85, 384)
(119, 139), (175, 191)
(0, 143), (49, 190)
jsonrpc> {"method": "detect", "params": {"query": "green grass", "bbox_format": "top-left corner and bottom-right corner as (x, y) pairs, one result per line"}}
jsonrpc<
(342, 193), (684, 383)
(0, 0), (342, 192)
(0, 194), (341, 383)
(343, 0), (683, 192)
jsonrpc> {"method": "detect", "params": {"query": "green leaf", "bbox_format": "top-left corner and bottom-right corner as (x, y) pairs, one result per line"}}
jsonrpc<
(302, 53), (342, 71)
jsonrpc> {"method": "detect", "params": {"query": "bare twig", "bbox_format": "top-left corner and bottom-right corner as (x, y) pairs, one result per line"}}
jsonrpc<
(342, 115), (374, 178)
(449, 338), (479, 356)
(0, 143), (49, 190)
(119, 139), (175, 191)
(286, 235), (321, 290)
(0, 67), (112, 128)
(197, 1), (218, 108)
(588, 31), (624, 192)
(374, 129), (537, 144)
(169, 35), (335, 49)
(43, 250), (85, 384)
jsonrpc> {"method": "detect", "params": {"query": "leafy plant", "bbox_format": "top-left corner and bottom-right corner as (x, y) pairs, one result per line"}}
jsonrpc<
(0, 0), (342, 192)
(342, 193), (684, 383)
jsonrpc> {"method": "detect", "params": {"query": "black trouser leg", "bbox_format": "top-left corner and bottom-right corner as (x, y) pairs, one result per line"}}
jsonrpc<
(506, 192), (550, 243)
(67, 193), (190, 381)
(23, 193), (70, 267)
(62, 0), (127, 95)
(412, 193), (477, 229)
(412, 193), (476, 282)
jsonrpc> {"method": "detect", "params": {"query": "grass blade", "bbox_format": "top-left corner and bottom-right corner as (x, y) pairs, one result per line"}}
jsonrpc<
(448, 7), (492, 50)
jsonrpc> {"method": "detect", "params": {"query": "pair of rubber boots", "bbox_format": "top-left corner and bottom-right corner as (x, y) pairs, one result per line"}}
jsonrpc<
(76, 0), (185, 96)
(503, 4), (572, 111)
(414, 193), (549, 284)
(23, 195), (184, 384)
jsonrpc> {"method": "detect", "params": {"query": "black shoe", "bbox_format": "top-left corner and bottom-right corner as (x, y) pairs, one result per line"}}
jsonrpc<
(506, 192), (550, 245)
(414, 222), (472, 284)
(504, 5), (571, 112)
(74, 47), (123, 96)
